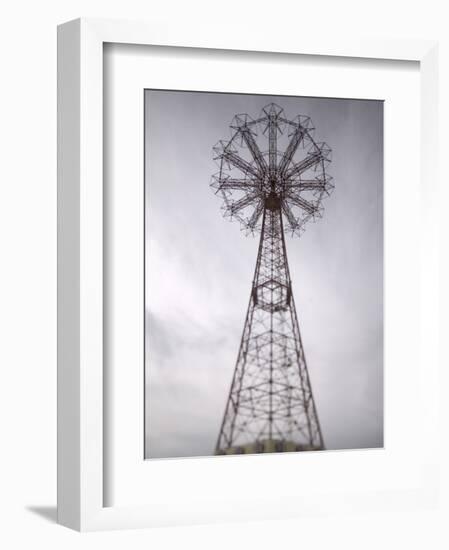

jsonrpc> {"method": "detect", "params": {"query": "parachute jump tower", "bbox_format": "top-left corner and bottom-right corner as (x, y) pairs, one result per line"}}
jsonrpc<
(212, 103), (333, 455)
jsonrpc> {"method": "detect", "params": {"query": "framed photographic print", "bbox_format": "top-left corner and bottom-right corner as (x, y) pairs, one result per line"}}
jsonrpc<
(58, 18), (440, 531)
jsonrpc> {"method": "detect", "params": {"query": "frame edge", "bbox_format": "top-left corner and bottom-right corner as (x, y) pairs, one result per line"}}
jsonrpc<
(57, 18), (81, 531)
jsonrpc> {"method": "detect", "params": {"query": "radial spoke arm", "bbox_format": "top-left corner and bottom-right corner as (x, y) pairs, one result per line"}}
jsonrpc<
(281, 201), (299, 229)
(283, 179), (325, 191)
(246, 116), (265, 126)
(247, 200), (264, 229)
(223, 150), (260, 178)
(268, 114), (277, 177)
(278, 125), (305, 175)
(240, 128), (267, 174)
(216, 178), (259, 192)
(285, 152), (321, 179)
(229, 192), (260, 214)
(285, 193), (317, 215)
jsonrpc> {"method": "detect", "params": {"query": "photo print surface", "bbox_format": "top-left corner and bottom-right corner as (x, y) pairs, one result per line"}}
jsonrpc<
(144, 90), (383, 459)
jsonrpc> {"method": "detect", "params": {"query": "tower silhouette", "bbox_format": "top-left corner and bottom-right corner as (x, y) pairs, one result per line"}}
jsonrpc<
(212, 103), (333, 455)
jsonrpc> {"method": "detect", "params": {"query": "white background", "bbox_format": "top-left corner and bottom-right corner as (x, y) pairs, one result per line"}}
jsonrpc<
(0, 0), (448, 549)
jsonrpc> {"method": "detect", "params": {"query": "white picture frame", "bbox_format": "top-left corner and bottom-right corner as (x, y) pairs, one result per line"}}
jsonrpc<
(57, 17), (439, 531)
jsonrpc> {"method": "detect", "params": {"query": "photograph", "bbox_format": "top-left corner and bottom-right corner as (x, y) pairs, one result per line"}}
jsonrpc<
(144, 90), (384, 459)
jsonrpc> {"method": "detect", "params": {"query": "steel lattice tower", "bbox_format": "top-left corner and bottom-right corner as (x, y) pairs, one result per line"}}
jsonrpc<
(211, 103), (333, 455)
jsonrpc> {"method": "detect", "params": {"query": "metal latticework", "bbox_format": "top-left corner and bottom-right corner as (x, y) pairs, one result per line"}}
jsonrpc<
(212, 103), (333, 455)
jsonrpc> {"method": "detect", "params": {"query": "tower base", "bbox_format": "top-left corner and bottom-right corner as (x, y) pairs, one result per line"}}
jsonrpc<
(215, 439), (323, 455)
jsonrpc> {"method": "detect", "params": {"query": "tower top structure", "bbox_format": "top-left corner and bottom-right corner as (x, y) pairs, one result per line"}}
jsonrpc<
(212, 103), (333, 237)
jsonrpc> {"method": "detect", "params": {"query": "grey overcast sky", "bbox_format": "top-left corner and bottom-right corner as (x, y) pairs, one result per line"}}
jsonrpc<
(144, 90), (383, 459)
